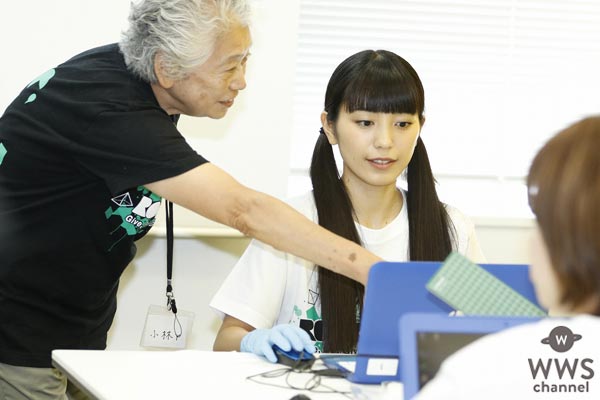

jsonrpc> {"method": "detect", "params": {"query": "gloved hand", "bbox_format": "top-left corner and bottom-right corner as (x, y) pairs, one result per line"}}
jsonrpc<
(240, 324), (315, 363)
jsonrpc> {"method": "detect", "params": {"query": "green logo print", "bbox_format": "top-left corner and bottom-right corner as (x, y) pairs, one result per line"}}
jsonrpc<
(25, 69), (56, 104)
(293, 306), (302, 317)
(104, 187), (162, 251)
(0, 142), (6, 166)
(105, 186), (161, 236)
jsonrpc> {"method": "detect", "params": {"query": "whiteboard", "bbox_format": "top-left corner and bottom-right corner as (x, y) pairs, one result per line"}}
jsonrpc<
(0, 0), (298, 235)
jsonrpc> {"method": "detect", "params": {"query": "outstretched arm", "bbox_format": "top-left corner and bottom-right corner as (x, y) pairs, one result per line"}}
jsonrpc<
(145, 163), (380, 284)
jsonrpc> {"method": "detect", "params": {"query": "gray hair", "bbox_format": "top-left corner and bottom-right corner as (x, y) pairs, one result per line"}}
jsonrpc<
(119, 0), (252, 83)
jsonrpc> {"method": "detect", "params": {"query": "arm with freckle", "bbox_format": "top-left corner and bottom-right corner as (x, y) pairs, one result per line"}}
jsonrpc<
(145, 163), (381, 284)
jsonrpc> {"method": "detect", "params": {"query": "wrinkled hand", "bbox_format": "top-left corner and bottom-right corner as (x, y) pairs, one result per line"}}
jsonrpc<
(240, 324), (315, 363)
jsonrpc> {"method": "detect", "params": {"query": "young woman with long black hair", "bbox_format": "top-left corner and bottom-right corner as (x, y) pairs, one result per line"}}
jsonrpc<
(210, 49), (485, 361)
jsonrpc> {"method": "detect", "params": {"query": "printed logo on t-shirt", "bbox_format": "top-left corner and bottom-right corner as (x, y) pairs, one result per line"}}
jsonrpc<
(291, 288), (324, 352)
(105, 186), (161, 251)
(24, 69), (56, 104)
(0, 142), (7, 166)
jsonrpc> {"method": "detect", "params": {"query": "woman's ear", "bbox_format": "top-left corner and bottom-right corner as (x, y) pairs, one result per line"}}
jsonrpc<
(320, 111), (337, 145)
(153, 53), (175, 89)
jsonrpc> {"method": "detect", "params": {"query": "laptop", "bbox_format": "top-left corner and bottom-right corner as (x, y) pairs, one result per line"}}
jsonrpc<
(337, 260), (544, 384)
(399, 312), (540, 399)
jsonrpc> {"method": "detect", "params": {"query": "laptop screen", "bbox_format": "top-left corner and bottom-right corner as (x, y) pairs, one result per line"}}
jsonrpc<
(416, 331), (486, 389)
(400, 313), (541, 399)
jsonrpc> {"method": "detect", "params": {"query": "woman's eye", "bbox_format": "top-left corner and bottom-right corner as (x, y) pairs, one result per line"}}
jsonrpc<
(357, 120), (373, 127)
(396, 121), (411, 128)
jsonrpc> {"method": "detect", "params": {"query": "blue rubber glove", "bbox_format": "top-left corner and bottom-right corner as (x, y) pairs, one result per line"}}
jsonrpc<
(240, 324), (315, 363)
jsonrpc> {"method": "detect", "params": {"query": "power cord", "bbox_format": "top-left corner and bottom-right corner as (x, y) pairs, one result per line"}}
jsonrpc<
(245, 365), (353, 398)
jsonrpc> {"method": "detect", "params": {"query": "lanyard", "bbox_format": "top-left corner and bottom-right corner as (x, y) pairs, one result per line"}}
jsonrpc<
(166, 116), (179, 317)
(165, 200), (177, 315)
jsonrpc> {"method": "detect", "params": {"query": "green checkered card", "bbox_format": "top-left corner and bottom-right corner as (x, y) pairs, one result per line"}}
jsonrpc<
(426, 252), (547, 317)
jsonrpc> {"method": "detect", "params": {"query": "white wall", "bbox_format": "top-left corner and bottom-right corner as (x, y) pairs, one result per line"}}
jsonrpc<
(107, 221), (535, 351)
(475, 219), (534, 264)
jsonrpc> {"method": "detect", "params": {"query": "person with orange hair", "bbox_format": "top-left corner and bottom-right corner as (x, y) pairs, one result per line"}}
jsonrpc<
(416, 116), (600, 399)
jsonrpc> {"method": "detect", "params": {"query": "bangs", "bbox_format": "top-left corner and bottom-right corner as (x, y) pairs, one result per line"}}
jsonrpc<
(342, 57), (423, 115)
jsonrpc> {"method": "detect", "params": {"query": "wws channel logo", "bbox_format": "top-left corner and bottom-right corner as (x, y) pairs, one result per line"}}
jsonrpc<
(528, 326), (594, 394)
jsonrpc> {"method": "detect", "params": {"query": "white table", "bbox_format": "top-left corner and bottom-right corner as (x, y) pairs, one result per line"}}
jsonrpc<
(52, 350), (402, 400)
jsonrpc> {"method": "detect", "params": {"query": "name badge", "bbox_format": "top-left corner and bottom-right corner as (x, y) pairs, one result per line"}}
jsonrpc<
(140, 304), (194, 349)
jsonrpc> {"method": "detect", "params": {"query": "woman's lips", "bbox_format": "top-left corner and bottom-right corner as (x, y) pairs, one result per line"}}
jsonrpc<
(368, 158), (395, 169)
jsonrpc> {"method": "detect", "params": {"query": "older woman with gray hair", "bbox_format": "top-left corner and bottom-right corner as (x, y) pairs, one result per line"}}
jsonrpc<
(0, 0), (381, 398)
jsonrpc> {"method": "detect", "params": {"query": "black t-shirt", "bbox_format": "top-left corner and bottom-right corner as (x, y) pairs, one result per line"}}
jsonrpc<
(0, 44), (207, 367)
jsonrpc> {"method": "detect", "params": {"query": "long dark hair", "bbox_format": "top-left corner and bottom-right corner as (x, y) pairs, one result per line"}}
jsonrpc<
(311, 50), (455, 353)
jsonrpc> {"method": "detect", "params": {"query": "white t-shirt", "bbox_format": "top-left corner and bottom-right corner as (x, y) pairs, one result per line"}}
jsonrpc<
(415, 315), (600, 400)
(210, 190), (485, 352)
